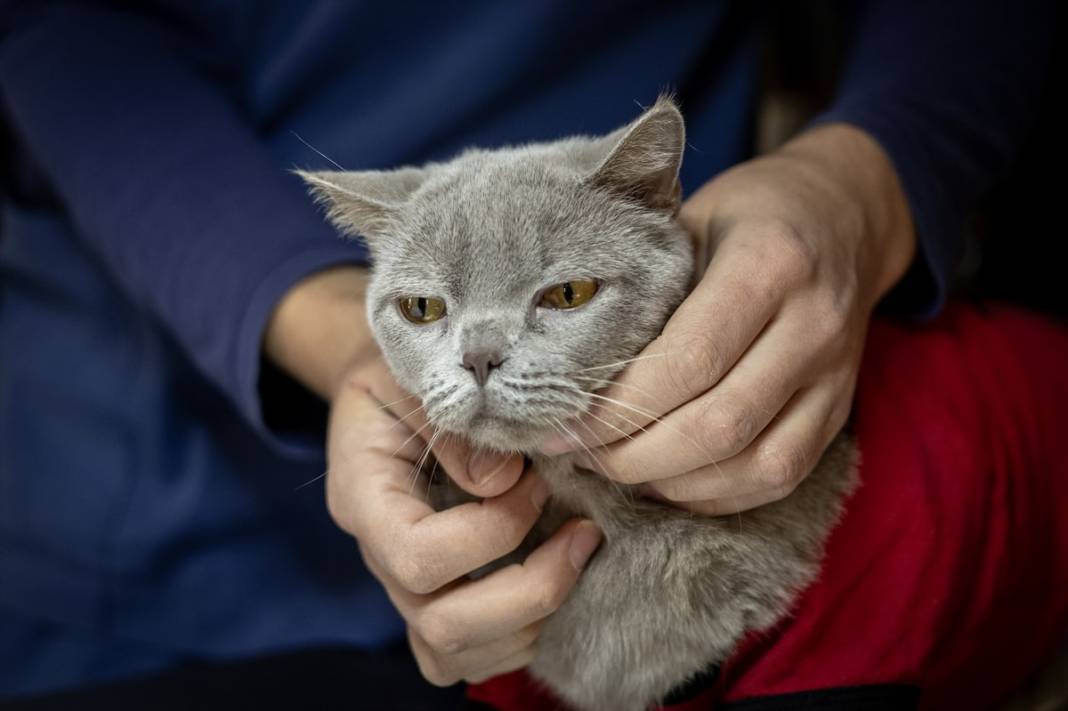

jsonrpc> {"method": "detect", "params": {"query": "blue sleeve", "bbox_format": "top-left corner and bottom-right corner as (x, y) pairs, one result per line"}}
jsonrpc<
(0, 4), (366, 453)
(811, 0), (1056, 317)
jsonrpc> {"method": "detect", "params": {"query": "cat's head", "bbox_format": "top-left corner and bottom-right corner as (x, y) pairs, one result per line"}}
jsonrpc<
(299, 97), (693, 452)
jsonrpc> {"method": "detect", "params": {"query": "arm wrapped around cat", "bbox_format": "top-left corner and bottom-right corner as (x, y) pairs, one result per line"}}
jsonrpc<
(291, 98), (860, 711)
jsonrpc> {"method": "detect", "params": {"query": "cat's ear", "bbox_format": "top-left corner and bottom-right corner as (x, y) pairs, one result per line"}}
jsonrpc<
(588, 96), (685, 214)
(294, 167), (427, 241)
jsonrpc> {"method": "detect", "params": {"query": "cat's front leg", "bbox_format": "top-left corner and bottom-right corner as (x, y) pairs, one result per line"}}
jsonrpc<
(529, 518), (746, 711)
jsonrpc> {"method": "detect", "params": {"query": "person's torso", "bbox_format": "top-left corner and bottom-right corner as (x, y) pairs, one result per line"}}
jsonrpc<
(0, 0), (760, 693)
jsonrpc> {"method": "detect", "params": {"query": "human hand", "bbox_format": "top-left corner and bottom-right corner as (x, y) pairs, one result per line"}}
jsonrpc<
(541, 124), (915, 515)
(265, 267), (603, 685)
(327, 358), (603, 685)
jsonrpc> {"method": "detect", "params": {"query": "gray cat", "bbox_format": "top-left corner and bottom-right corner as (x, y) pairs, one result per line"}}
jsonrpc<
(299, 97), (857, 711)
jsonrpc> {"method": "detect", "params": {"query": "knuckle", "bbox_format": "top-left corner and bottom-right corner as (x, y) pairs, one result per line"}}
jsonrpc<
(693, 398), (756, 456)
(681, 406), (719, 457)
(720, 410), (757, 453)
(515, 623), (541, 649)
(532, 576), (570, 618)
(416, 652), (460, 687)
(417, 609), (469, 656)
(765, 221), (817, 285)
(391, 551), (441, 595)
(765, 485), (796, 506)
(813, 292), (851, 341)
(666, 332), (724, 395)
(755, 440), (808, 490)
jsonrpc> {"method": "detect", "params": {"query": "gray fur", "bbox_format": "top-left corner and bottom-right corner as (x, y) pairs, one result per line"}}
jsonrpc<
(300, 97), (857, 711)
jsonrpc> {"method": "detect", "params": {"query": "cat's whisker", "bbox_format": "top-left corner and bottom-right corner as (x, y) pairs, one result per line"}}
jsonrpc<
(426, 431), (452, 501)
(571, 374), (662, 403)
(289, 130), (347, 170)
(575, 351), (675, 373)
(580, 393), (653, 436)
(293, 469), (328, 492)
(572, 389), (734, 497)
(528, 379), (654, 450)
(388, 401), (427, 431)
(584, 409), (638, 443)
(405, 435), (428, 495)
(421, 429), (442, 472)
(580, 390), (660, 420)
(580, 391), (723, 471)
(568, 417), (634, 504)
(408, 428), (441, 499)
(546, 418), (606, 495)
(391, 418), (435, 460)
(376, 393), (419, 411)
(522, 380), (731, 493)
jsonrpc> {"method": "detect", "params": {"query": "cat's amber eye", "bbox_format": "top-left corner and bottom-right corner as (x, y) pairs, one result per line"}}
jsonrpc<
(398, 296), (447, 324)
(539, 280), (599, 310)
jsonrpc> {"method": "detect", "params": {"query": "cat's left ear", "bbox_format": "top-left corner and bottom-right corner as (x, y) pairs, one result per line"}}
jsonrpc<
(588, 96), (685, 214)
(294, 167), (428, 242)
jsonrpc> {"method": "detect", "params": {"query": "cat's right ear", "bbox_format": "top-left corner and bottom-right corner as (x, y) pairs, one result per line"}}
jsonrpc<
(587, 96), (685, 214)
(294, 168), (427, 243)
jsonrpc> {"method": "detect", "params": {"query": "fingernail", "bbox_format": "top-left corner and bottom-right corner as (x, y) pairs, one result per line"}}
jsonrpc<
(568, 521), (603, 571)
(538, 433), (576, 456)
(468, 450), (510, 486)
(530, 476), (551, 514)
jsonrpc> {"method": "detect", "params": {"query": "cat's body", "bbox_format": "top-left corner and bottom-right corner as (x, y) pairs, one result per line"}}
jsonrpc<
(528, 443), (855, 711)
(300, 97), (857, 711)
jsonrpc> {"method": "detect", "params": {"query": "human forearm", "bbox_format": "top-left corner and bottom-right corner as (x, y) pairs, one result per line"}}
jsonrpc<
(775, 123), (916, 309)
(264, 266), (379, 403)
(0, 4), (365, 434)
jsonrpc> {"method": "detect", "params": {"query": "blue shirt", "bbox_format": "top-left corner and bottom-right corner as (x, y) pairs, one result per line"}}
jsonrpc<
(0, 0), (1053, 697)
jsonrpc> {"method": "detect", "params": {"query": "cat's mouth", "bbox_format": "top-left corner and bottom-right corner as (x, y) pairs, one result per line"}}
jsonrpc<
(424, 384), (587, 453)
(458, 409), (553, 452)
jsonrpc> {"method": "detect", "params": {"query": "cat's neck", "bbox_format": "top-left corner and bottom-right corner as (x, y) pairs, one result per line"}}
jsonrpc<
(532, 453), (655, 537)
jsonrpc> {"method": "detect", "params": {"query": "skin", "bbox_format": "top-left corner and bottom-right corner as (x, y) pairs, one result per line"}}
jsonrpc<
(264, 122), (914, 682)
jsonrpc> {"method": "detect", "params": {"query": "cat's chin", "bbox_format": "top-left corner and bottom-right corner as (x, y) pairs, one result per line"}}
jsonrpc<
(450, 414), (548, 454)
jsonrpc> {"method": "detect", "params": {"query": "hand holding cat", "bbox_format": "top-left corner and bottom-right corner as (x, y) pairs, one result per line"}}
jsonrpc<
(542, 124), (915, 515)
(326, 358), (602, 685)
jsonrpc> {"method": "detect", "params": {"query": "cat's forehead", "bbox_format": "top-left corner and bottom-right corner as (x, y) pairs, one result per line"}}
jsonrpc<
(405, 158), (609, 255)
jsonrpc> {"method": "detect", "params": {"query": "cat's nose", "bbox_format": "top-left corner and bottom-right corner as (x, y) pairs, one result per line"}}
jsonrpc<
(461, 350), (504, 386)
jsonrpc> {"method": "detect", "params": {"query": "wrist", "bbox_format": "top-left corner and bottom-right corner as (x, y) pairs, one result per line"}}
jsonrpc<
(264, 265), (378, 402)
(778, 123), (916, 311)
